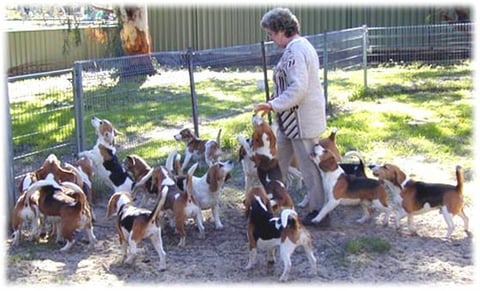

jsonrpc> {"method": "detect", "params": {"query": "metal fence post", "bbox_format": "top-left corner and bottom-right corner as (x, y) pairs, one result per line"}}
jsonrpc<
(186, 48), (200, 137)
(363, 25), (368, 91)
(4, 77), (15, 234)
(260, 40), (272, 125)
(73, 62), (85, 153)
(323, 31), (329, 114)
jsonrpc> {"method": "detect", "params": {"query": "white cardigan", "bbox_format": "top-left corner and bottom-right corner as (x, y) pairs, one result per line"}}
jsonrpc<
(270, 36), (326, 139)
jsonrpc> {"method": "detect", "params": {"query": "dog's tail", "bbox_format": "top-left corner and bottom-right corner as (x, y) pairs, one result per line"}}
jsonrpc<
(343, 150), (366, 167)
(24, 174), (62, 207)
(132, 167), (155, 195)
(63, 162), (86, 188)
(149, 185), (169, 226)
(186, 163), (198, 199)
(216, 128), (222, 145)
(327, 128), (338, 142)
(455, 165), (464, 194)
(165, 149), (178, 173)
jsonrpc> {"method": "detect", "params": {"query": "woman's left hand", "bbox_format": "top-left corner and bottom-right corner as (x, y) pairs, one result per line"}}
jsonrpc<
(254, 102), (272, 116)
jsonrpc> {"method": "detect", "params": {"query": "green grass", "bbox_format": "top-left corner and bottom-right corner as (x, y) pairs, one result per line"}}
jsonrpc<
(345, 236), (391, 254)
(325, 62), (473, 165)
(11, 62), (474, 194)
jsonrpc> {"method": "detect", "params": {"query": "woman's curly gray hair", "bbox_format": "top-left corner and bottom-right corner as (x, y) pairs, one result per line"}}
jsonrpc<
(260, 7), (300, 37)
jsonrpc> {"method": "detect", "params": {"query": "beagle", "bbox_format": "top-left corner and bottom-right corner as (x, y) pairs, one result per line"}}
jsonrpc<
(237, 115), (340, 208)
(123, 154), (155, 206)
(134, 163), (204, 247)
(370, 163), (469, 238)
(78, 117), (133, 192)
(309, 145), (391, 225)
(174, 127), (222, 172)
(11, 172), (41, 245)
(298, 150), (368, 208)
(24, 175), (96, 251)
(106, 187), (168, 270)
(64, 156), (96, 220)
(189, 159), (234, 229)
(339, 150), (368, 178)
(244, 186), (317, 282)
(263, 179), (295, 214)
(11, 154), (81, 244)
(236, 115), (295, 191)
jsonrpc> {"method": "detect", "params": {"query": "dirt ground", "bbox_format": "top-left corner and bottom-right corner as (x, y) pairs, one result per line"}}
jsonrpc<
(4, 155), (475, 287)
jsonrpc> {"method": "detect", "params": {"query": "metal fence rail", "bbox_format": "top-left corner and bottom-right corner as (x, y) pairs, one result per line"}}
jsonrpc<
(368, 23), (472, 64)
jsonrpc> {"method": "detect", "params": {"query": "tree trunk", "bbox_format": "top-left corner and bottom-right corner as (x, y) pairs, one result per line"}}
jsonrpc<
(118, 5), (155, 79)
(120, 5), (152, 55)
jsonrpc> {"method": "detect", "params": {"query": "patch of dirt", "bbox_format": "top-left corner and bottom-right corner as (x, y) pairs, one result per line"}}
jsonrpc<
(5, 157), (474, 286)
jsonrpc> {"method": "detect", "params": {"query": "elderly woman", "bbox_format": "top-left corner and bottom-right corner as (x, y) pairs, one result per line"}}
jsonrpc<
(254, 7), (329, 226)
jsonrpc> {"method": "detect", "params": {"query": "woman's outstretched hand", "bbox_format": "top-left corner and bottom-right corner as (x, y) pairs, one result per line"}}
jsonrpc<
(253, 102), (272, 116)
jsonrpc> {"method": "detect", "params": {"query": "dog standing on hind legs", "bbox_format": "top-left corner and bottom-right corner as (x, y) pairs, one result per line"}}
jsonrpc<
(174, 128), (222, 172)
(309, 145), (391, 226)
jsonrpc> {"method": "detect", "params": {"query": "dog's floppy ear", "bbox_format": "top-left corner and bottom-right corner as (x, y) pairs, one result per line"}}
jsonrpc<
(106, 193), (121, 218)
(125, 155), (135, 166)
(388, 164), (406, 188)
(206, 164), (220, 192)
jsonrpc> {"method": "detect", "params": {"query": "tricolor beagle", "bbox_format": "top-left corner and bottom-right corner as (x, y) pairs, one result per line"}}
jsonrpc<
(309, 145), (391, 226)
(11, 154), (81, 245)
(134, 163), (204, 247)
(78, 117), (133, 193)
(371, 163), (469, 238)
(244, 186), (317, 282)
(174, 127), (222, 172)
(237, 115), (306, 191)
(106, 188), (168, 270)
(24, 175), (96, 251)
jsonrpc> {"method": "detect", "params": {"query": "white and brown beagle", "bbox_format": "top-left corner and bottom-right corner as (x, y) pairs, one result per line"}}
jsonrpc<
(188, 160), (234, 229)
(78, 117), (133, 192)
(237, 116), (340, 207)
(237, 115), (298, 191)
(123, 154), (155, 206)
(371, 163), (469, 238)
(11, 172), (41, 245)
(11, 154), (81, 245)
(244, 186), (317, 282)
(134, 163), (204, 247)
(24, 174), (96, 251)
(106, 187), (168, 270)
(174, 127), (222, 172)
(64, 156), (96, 220)
(309, 145), (391, 225)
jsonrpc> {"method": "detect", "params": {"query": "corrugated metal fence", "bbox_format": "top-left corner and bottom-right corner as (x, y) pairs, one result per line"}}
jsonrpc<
(7, 6), (459, 75)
